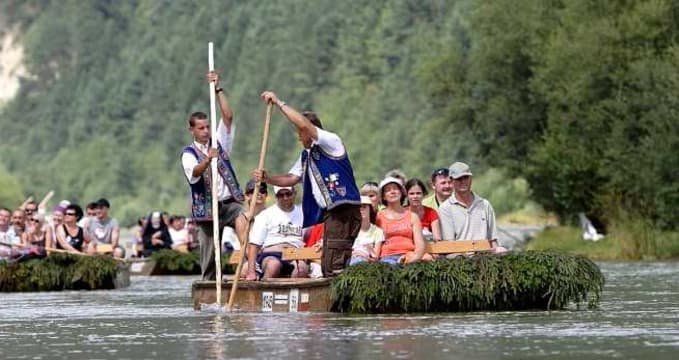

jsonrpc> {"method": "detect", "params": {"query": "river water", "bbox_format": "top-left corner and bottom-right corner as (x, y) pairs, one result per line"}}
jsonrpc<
(1, 261), (677, 359)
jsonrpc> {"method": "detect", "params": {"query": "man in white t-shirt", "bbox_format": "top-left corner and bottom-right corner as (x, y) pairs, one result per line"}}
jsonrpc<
(246, 186), (308, 280)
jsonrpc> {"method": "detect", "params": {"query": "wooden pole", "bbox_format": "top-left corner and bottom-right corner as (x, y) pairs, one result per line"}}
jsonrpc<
(208, 42), (223, 305)
(227, 103), (272, 311)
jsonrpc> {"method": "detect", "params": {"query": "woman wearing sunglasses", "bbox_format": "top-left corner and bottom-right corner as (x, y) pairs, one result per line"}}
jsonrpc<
(55, 204), (87, 253)
(21, 213), (49, 248)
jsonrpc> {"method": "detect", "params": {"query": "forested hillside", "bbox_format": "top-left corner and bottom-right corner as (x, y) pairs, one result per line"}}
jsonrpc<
(1, 0), (678, 231)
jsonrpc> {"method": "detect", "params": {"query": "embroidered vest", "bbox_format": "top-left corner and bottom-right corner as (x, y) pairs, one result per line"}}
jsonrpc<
(300, 144), (360, 227)
(182, 142), (244, 221)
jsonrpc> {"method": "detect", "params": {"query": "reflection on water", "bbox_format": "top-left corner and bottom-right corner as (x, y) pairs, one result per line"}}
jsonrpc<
(1, 262), (678, 359)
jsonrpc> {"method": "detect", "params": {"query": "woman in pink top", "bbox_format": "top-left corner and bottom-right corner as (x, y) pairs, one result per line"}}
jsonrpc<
(375, 177), (426, 264)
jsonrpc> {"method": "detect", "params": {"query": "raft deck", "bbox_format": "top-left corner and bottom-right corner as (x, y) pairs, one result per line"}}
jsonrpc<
(192, 277), (332, 312)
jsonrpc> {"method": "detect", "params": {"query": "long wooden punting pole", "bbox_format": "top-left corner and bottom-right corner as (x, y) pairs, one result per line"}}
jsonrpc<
(208, 42), (223, 305)
(227, 103), (272, 311)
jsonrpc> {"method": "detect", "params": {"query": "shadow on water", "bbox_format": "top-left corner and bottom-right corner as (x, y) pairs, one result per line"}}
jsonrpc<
(0, 263), (678, 359)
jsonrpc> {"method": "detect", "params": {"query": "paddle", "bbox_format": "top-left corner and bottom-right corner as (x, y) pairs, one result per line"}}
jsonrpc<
(226, 102), (272, 311)
(207, 42), (223, 305)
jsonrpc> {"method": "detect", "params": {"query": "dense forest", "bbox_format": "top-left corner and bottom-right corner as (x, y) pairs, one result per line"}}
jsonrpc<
(1, 0), (678, 233)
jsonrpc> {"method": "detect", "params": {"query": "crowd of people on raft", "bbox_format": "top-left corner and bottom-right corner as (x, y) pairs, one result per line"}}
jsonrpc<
(0, 197), (198, 261)
(3, 69), (507, 281)
(219, 162), (506, 281)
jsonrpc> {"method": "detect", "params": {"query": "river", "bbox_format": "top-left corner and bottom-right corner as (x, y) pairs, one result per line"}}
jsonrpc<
(1, 261), (677, 359)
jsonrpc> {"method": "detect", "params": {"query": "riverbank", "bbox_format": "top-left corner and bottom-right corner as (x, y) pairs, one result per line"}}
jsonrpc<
(525, 226), (679, 260)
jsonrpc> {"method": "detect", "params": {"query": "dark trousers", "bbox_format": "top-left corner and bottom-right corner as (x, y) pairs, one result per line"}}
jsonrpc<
(196, 200), (244, 281)
(321, 203), (362, 277)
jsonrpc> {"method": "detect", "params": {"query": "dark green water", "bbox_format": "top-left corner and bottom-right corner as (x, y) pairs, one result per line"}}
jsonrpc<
(1, 262), (677, 359)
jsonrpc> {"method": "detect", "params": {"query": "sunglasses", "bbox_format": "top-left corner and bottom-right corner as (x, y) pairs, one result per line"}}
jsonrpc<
(25, 208), (37, 213)
(65, 212), (77, 216)
(29, 218), (41, 222)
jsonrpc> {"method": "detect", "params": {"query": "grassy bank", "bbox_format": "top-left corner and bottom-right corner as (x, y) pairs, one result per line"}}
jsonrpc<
(525, 226), (679, 260)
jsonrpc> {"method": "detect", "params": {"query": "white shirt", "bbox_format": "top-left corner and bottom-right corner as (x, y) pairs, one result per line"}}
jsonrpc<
(181, 121), (235, 201)
(288, 128), (345, 208)
(438, 192), (498, 242)
(169, 228), (188, 245)
(352, 224), (385, 258)
(249, 204), (304, 248)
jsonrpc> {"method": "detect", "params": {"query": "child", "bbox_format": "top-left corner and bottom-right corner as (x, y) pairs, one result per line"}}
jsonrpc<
(349, 196), (384, 265)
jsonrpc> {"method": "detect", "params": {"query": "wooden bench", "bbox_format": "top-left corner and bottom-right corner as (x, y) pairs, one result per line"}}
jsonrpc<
(96, 243), (113, 254)
(281, 247), (322, 261)
(424, 240), (493, 254)
(229, 247), (323, 263)
(230, 240), (493, 263)
(228, 250), (243, 264)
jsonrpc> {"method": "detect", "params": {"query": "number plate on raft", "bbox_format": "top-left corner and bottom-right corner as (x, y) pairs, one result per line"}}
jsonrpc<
(261, 289), (309, 312)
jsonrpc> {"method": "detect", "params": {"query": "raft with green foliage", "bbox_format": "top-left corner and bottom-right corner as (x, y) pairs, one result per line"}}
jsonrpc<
(0, 253), (130, 292)
(192, 251), (604, 313)
(129, 249), (234, 276)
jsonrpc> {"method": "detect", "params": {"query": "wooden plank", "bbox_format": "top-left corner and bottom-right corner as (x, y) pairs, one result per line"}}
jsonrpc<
(96, 243), (113, 254)
(424, 240), (492, 254)
(228, 250), (242, 264)
(281, 247), (322, 261)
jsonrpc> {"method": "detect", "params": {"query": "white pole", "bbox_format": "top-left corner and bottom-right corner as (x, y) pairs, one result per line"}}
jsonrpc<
(208, 42), (222, 305)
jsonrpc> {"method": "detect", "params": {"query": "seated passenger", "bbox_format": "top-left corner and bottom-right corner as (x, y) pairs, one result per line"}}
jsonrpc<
(21, 213), (49, 247)
(246, 186), (307, 280)
(141, 211), (173, 257)
(438, 162), (507, 254)
(422, 168), (453, 209)
(360, 181), (380, 211)
(55, 204), (87, 253)
(405, 178), (441, 241)
(375, 177), (427, 264)
(349, 196), (385, 265)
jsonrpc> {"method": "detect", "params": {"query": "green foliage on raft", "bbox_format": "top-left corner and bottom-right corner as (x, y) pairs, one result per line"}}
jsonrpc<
(149, 249), (234, 275)
(150, 250), (201, 275)
(330, 251), (604, 313)
(0, 253), (120, 292)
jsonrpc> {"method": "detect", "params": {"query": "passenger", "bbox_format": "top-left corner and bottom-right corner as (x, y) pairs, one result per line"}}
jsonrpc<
(22, 201), (38, 226)
(141, 211), (173, 257)
(375, 177), (426, 264)
(405, 178), (441, 242)
(55, 204), (87, 253)
(360, 181), (380, 212)
(246, 186), (307, 280)
(243, 179), (268, 219)
(85, 198), (124, 258)
(168, 215), (190, 251)
(21, 212), (48, 247)
(384, 169), (407, 185)
(422, 168), (453, 209)
(181, 70), (249, 281)
(9, 209), (26, 244)
(252, 91), (361, 277)
(0, 207), (12, 258)
(438, 162), (507, 253)
(47, 200), (71, 249)
(0, 207), (11, 240)
(78, 202), (98, 227)
(348, 196), (384, 265)
(221, 179), (267, 252)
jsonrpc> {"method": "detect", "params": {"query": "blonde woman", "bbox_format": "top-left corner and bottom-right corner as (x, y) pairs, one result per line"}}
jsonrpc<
(21, 213), (49, 248)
